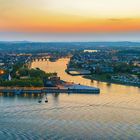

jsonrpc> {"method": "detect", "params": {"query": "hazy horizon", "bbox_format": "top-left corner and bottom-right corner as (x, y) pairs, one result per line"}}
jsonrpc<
(1, 32), (140, 42)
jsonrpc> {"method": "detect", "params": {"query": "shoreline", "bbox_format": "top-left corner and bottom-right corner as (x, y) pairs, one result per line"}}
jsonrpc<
(0, 84), (100, 94)
(83, 75), (140, 88)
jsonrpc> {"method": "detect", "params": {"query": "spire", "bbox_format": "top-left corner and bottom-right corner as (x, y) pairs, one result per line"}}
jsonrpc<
(8, 73), (12, 81)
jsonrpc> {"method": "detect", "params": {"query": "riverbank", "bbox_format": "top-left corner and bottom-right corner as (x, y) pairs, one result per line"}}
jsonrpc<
(84, 74), (140, 87)
(0, 84), (100, 95)
(31, 58), (140, 94)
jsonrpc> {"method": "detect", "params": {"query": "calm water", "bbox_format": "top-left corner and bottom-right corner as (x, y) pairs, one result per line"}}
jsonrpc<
(0, 58), (140, 140)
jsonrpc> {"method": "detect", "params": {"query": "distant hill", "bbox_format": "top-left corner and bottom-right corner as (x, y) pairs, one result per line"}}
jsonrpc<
(0, 41), (140, 53)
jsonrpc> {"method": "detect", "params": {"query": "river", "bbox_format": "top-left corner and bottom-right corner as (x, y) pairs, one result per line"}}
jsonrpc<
(0, 58), (140, 140)
(32, 58), (140, 94)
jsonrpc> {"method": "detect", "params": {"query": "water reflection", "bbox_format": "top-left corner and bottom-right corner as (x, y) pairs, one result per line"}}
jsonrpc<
(52, 93), (59, 100)
(1, 93), (140, 139)
(31, 58), (140, 94)
(0, 58), (140, 140)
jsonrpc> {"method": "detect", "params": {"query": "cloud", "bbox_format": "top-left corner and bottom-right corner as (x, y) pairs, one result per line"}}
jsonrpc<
(108, 18), (133, 22)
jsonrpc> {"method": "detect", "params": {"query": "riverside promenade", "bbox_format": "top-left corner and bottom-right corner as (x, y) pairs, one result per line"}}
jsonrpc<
(0, 85), (100, 95)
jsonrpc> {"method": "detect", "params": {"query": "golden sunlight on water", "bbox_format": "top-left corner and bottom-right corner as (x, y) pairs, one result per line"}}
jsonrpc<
(0, 58), (140, 139)
(31, 58), (140, 124)
(30, 58), (140, 138)
(31, 58), (140, 95)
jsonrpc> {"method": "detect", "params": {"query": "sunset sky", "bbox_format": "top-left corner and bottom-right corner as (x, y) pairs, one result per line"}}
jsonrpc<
(0, 0), (140, 41)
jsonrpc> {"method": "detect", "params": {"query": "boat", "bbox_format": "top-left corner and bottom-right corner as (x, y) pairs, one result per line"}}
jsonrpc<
(45, 97), (48, 103)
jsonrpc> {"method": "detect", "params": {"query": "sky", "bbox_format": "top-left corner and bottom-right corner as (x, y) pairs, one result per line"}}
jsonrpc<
(0, 0), (140, 41)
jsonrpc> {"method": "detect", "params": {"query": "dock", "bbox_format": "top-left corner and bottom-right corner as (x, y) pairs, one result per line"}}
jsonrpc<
(0, 85), (100, 95)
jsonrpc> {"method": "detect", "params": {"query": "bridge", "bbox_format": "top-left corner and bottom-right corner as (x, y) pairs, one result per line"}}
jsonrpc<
(31, 56), (50, 62)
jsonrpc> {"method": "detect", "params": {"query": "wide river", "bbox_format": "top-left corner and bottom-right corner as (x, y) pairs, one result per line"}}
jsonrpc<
(0, 58), (140, 140)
